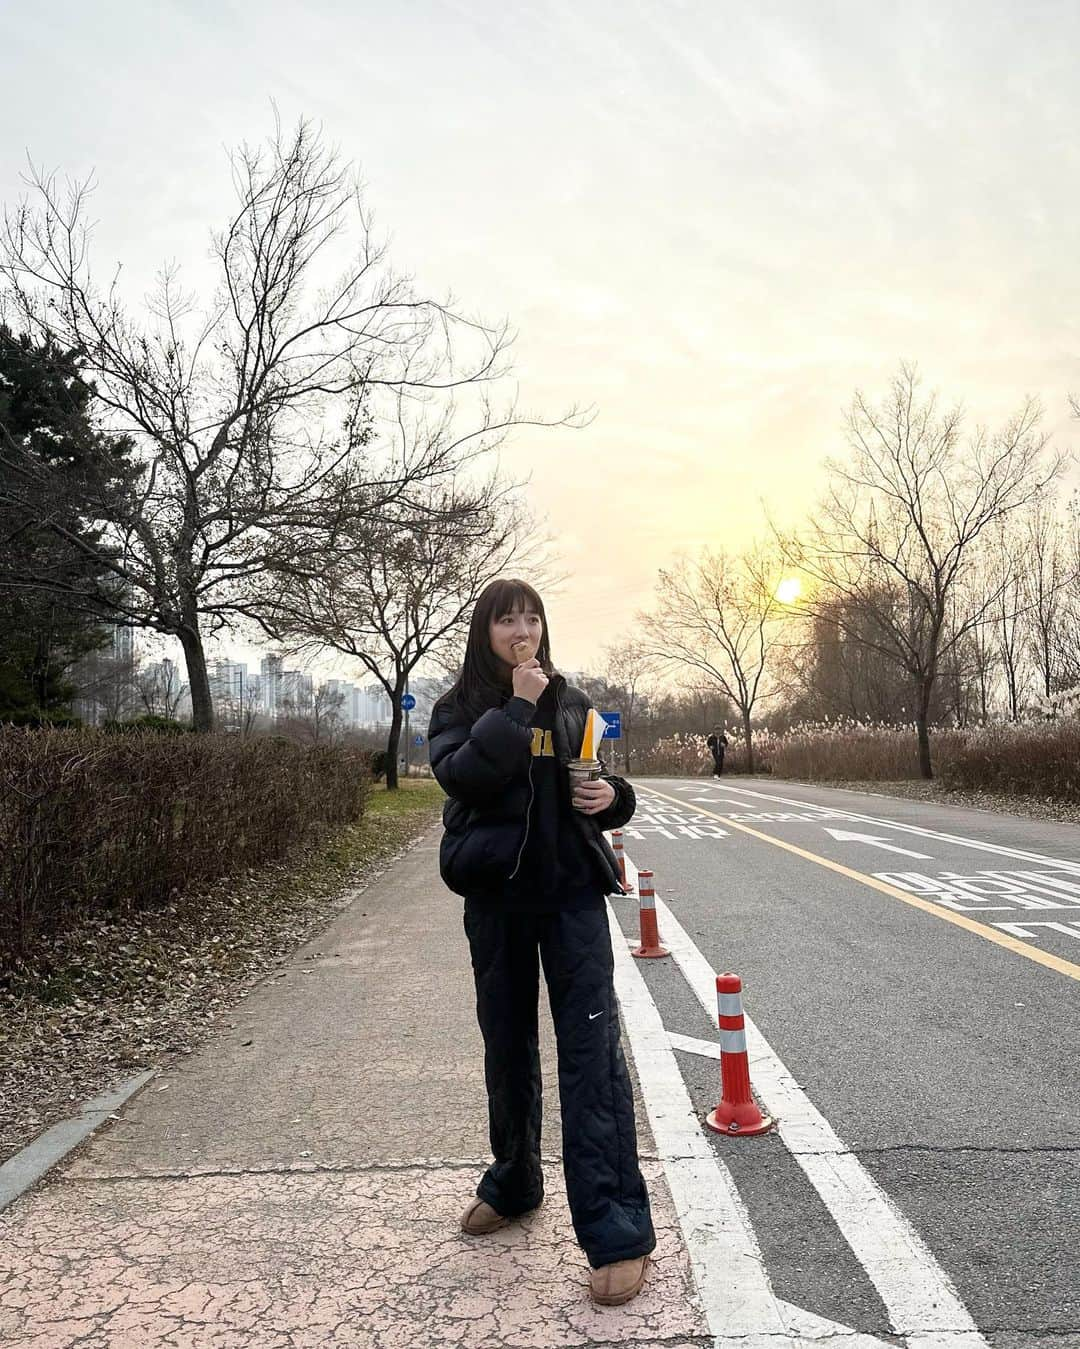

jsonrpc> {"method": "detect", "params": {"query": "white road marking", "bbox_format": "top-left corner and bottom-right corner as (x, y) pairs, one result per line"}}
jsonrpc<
(608, 902), (892, 1348)
(639, 786), (1080, 978)
(995, 919), (1080, 941)
(619, 851), (989, 1348)
(669, 1030), (722, 1058)
(875, 869), (1080, 914)
(824, 828), (932, 859)
(688, 782), (1080, 875)
(608, 902), (789, 1339)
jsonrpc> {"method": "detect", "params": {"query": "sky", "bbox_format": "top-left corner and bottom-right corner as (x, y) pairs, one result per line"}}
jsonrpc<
(4, 0), (1079, 680)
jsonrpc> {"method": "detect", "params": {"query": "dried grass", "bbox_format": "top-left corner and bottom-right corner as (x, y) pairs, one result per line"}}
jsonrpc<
(637, 718), (1080, 803)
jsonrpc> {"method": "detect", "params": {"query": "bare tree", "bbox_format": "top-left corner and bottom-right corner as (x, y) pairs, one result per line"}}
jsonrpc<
(1057, 495), (1080, 689)
(1023, 497), (1072, 699)
(776, 582), (924, 725)
(601, 641), (655, 772)
(216, 673), (263, 736)
(781, 364), (1064, 776)
(72, 642), (141, 723)
(275, 682), (346, 744)
(967, 619), (999, 725)
(134, 657), (188, 721)
(0, 115), (570, 730)
(951, 566), (1000, 725)
(675, 682), (736, 740)
(639, 543), (787, 772)
(983, 519), (1030, 722)
(261, 473), (547, 788)
(311, 683), (348, 744)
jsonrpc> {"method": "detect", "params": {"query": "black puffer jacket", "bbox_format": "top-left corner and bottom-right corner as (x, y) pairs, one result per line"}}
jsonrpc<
(428, 674), (635, 901)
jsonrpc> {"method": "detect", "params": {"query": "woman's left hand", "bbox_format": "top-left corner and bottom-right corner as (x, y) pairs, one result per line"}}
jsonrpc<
(573, 778), (616, 815)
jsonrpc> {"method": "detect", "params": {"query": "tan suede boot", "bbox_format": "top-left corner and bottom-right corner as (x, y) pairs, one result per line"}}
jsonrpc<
(589, 1255), (649, 1306)
(460, 1198), (509, 1235)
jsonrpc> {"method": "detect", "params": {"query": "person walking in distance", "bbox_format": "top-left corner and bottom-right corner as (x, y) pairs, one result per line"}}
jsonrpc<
(706, 725), (728, 777)
(428, 578), (655, 1306)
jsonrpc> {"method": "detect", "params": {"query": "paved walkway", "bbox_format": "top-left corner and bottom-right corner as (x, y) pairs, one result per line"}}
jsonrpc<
(0, 828), (709, 1348)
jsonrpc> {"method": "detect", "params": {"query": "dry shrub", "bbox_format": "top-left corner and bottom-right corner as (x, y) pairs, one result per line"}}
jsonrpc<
(757, 722), (923, 781)
(728, 719), (1080, 800)
(721, 737), (763, 774)
(630, 723), (926, 780)
(635, 733), (712, 776)
(0, 728), (368, 959)
(634, 717), (1080, 800)
(937, 720), (1080, 800)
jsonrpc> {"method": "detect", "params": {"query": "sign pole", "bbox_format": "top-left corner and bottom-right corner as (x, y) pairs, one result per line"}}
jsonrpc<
(404, 677), (410, 780)
(399, 687), (418, 783)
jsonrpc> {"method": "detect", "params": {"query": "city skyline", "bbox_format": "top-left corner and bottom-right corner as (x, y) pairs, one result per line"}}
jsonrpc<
(73, 630), (428, 731)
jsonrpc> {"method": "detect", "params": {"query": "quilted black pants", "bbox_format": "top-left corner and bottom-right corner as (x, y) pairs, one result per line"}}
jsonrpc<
(463, 900), (656, 1268)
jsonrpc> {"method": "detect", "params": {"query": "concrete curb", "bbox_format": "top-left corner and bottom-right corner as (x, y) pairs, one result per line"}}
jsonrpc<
(0, 1068), (158, 1213)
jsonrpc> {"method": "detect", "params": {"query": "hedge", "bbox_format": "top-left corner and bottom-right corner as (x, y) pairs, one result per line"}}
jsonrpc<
(0, 727), (368, 959)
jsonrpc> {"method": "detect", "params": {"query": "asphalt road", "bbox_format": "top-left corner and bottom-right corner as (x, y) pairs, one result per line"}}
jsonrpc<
(609, 775), (1080, 1349)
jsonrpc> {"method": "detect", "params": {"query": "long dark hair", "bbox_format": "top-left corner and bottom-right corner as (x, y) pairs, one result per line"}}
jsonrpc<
(439, 578), (554, 721)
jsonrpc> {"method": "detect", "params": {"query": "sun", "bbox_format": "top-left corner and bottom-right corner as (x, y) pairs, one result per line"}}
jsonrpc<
(776, 576), (802, 605)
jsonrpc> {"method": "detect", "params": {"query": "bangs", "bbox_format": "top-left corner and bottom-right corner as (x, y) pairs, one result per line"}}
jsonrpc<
(486, 578), (543, 618)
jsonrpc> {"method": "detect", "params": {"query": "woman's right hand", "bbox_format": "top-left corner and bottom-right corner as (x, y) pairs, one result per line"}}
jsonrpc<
(512, 657), (549, 705)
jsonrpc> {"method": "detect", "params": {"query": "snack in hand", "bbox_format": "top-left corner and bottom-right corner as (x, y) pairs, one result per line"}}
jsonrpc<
(580, 708), (608, 760)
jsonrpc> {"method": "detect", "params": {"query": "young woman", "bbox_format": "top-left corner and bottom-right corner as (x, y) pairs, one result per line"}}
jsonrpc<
(428, 578), (656, 1306)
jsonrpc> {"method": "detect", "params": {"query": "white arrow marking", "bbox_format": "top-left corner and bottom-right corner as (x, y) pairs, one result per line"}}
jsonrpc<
(609, 904), (895, 1345)
(824, 827), (931, 859)
(708, 782), (1080, 875)
(621, 852), (988, 1347)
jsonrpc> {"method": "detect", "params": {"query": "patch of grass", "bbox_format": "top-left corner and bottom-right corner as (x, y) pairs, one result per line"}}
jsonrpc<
(0, 776), (445, 1165)
(317, 779), (443, 869)
(369, 777), (445, 815)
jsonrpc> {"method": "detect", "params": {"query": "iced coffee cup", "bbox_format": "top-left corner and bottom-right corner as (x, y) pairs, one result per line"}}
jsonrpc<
(568, 757), (603, 792)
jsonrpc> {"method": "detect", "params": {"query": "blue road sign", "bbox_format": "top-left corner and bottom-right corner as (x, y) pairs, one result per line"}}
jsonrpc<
(600, 711), (621, 739)
(413, 734), (425, 747)
(401, 693), (416, 711)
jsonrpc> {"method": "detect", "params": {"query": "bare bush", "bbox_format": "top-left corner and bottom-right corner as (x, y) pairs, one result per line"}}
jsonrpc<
(681, 718), (1080, 803)
(0, 727), (368, 959)
(937, 721), (1080, 800)
(634, 733), (712, 776)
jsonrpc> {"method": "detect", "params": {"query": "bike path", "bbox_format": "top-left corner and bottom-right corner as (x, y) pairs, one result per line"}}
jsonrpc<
(615, 776), (1080, 1348)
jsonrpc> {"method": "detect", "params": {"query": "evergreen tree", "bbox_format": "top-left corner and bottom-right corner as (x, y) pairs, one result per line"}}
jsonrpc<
(0, 324), (136, 720)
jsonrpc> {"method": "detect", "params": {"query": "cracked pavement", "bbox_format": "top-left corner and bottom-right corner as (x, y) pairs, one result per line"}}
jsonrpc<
(0, 834), (711, 1348)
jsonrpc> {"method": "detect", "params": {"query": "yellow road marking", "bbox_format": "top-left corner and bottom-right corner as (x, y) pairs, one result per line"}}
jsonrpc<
(641, 785), (1080, 983)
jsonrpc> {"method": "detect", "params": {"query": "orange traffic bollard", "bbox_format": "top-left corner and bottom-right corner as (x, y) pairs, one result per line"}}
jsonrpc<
(631, 870), (670, 959)
(611, 829), (629, 892)
(705, 973), (774, 1137)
